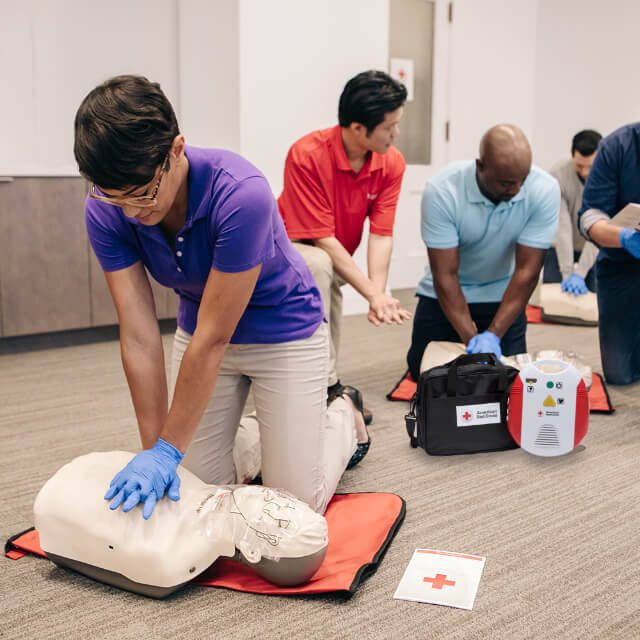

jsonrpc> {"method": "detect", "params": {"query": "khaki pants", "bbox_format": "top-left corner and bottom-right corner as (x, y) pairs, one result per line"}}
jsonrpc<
(293, 242), (345, 387)
(169, 323), (357, 514)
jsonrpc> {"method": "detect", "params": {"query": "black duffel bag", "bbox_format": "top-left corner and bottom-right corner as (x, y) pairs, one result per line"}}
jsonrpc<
(405, 353), (519, 455)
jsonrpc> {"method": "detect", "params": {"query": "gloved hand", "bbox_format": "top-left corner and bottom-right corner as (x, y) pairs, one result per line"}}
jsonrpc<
(466, 330), (502, 359)
(104, 438), (184, 519)
(620, 228), (640, 258)
(561, 273), (589, 295)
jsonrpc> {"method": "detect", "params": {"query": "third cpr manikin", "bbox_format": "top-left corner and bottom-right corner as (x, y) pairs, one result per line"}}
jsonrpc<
(34, 452), (329, 598)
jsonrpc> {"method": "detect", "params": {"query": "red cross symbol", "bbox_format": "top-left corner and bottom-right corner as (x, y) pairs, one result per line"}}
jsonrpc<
(398, 68), (406, 79)
(462, 411), (472, 421)
(424, 573), (456, 589)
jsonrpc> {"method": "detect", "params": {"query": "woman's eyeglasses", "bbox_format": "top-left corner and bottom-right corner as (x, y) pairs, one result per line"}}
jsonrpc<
(89, 154), (170, 208)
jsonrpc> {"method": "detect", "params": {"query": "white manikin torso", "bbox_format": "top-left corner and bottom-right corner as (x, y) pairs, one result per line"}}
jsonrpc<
(34, 452), (328, 590)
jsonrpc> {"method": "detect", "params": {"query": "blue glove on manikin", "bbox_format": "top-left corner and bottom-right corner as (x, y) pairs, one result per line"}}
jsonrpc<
(561, 273), (589, 295)
(466, 330), (502, 359)
(620, 228), (640, 258)
(104, 438), (184, 519)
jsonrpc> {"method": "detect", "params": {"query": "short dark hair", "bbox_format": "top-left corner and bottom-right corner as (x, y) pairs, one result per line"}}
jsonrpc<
(74, 75), (179, 190)
(571, 129), (602, 157)
(338, 70), (407, 134)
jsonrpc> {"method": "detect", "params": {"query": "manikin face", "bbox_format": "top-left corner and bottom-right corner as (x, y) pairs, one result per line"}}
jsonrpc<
(353, 105), (404, 155)
(572, 150), (597, 183)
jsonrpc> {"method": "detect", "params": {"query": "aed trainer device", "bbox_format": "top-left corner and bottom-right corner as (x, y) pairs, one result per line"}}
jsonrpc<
(507, 359), (589, 457)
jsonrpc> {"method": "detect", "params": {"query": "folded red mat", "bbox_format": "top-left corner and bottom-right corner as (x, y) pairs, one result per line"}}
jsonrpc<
(5, 492), (405, 596)
(387, 370), (615, 414)
(526, 305), (547, 324)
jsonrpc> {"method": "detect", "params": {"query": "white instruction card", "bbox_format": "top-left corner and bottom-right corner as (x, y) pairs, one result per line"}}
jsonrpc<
(394, 549), (486, 610)
(611, 202), (640, 230)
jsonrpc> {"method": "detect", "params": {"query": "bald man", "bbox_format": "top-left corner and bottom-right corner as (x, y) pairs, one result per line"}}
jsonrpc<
(406, 125), (560, 379)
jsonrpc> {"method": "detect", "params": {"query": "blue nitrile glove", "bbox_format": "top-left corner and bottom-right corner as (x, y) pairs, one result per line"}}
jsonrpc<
(104, 438), (184, 519)
(561, 273), (589, 295)
(466, 330), (502, 359)
(620, 228), (640, 258)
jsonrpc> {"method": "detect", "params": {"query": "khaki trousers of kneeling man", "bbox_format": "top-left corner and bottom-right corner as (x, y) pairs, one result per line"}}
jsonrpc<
(293, 241), (346, 388)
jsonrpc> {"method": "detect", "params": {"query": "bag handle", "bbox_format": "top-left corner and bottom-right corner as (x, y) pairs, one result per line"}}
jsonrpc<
(404, 393), (419, 448)
(446, 352), (508, 396)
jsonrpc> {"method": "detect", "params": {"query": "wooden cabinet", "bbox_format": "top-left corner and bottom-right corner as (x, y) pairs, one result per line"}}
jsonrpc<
(0, 177), (178, 337)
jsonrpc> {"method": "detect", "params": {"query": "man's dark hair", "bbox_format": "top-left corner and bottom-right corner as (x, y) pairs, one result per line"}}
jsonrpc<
(571, 129), (602, 157)
(338, 70), (407, 134)
(74, 75), (179, 190)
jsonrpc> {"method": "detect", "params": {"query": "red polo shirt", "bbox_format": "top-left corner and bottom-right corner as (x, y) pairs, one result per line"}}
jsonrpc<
(277, 125), (406, 255)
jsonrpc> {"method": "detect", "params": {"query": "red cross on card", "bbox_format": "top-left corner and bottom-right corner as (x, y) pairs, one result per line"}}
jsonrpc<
(424, 573), (456, 589)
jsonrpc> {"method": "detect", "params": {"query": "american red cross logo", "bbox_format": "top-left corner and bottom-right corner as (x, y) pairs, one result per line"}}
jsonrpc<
(398, 69), (406, 79)
(462, 411), (472, 421)
(424, 573), (456, 589)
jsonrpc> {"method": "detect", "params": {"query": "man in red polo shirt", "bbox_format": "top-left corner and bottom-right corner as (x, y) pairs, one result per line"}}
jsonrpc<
(278, 70), (411, 420)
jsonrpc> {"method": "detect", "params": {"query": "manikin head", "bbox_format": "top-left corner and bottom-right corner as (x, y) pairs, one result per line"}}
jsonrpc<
(475, 124), (532, 204)
(74, 75), (186, 226)
(338, 70), (407, 155)
(571, 129), (601, 183)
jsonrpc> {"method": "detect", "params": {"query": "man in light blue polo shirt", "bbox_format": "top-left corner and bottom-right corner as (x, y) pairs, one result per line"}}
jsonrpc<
(406, 125), (560, 379)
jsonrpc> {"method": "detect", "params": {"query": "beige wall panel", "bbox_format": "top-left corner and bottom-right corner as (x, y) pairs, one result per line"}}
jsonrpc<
(90, 254), (178, 325)
(89, 250), (119, 327)
(0, 178), (89, 336)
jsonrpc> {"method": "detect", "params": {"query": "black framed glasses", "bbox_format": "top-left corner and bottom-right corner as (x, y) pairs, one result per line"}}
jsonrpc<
(89, 154), (170, 208)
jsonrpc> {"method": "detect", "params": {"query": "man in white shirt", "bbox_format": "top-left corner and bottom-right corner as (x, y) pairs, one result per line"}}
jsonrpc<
(544, 130), (601, 294)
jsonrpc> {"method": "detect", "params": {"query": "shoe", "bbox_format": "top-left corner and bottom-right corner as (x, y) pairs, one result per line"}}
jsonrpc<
(327, 381), (344, 404)
(339, 385), (371, 470)
(328, 382), (373, 425)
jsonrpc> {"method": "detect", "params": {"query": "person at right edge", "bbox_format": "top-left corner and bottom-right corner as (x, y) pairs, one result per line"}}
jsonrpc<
(578, 122), (640, 386)
(406, 124), (560, 381)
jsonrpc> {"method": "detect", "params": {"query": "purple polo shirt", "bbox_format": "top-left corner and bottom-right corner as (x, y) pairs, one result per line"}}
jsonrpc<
(85, 146), (324, 343)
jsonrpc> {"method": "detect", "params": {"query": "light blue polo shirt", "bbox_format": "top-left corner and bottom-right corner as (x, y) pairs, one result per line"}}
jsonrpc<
(416, 161), (559, 303)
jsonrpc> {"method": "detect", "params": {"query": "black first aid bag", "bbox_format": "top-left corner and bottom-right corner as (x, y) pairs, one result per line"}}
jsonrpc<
(405, 353), (519, 455)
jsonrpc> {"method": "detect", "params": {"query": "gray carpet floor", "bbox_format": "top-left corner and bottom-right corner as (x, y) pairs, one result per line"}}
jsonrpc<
(1, 289), (638, 640)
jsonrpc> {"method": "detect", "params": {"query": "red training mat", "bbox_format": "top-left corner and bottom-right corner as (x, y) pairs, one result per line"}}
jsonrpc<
(526, 305), (547, 324)
(588, 372), (616, 414)
(5, 492), (405, 596)
(387, 370), (614, 414)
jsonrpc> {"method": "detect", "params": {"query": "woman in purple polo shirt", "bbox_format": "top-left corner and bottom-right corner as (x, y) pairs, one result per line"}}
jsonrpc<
(73, 75), (370, 519)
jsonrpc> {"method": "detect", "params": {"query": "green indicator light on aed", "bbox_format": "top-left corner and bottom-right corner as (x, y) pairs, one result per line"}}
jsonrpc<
(546, 381), (554, 389)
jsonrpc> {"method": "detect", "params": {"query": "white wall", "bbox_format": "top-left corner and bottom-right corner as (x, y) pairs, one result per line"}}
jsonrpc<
(533, 0), (640, 171)
(237, 0), (390, 196)
(448, 0), (539, 162)
(0, 0), (179, 176)
(179, 0), (240, 151)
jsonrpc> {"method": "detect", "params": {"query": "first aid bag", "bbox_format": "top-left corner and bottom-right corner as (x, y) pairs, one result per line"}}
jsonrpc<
(405, 353), (519, 455)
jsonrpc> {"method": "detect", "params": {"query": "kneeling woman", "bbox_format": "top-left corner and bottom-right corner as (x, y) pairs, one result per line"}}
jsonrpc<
(73, 75), (370, 518)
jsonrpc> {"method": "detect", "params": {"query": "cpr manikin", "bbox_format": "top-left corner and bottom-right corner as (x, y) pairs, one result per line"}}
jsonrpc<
(34, 452), (329, 598)
(419, 342), (593, 389)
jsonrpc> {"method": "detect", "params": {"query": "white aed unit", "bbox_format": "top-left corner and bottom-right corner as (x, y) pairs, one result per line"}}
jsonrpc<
(507, 359), (589, 457)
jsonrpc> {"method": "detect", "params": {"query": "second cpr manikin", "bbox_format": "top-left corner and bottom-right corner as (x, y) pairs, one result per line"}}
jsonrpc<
(34, 452), (329, 598)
